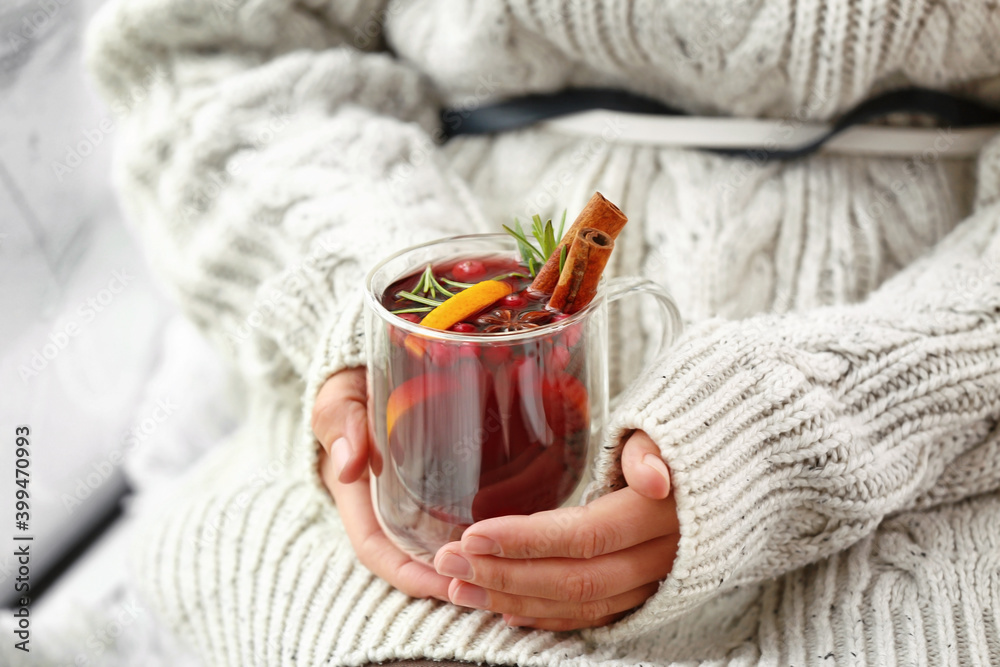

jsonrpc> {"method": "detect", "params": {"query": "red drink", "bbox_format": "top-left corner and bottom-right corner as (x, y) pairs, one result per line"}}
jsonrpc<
(371, 255), (590, 553)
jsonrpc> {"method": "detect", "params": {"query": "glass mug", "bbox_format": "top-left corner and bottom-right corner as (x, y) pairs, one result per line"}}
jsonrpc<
(364, 234), (681, 564)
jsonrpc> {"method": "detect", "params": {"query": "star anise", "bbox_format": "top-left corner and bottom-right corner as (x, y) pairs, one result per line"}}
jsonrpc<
(477, 309), (552, 333)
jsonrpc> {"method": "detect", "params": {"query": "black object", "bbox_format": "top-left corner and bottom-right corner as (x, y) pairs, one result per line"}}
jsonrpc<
(0, 485), (127, 609)
(441, 86), (1000, 160)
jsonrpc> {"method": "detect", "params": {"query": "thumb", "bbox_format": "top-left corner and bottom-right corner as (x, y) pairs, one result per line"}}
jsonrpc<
(621, 430), (671, 500)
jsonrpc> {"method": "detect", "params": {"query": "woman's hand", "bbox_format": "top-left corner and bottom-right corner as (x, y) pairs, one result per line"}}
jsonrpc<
(433, 431), (679, 631)
(312, 369), (451, 601)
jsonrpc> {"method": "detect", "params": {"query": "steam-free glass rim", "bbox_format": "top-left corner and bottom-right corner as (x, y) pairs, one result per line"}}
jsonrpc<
(364, 233), (605, 344)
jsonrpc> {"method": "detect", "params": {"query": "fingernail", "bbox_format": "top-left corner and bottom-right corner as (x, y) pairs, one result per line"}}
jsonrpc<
(643, 453), (670, 485)
(436, 552), (473, 580)
(506, 616), (536, 627)
(331, 437), (353, 479)
(451, 582), (489, 609)
(463, 535), (500, 555)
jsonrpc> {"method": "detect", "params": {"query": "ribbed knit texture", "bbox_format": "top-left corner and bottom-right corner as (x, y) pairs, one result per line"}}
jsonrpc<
(84, 1), (1000, 665)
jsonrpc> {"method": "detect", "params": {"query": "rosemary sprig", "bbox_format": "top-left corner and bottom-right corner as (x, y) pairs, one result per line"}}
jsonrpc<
(493, 270), (531, 281)
(392, 212), (564, 315)
(396, 290), (444, 307)
(391, 306), (434, 314)
(414, 264), (455, 299)
(392, 264), (456, 311)
(441, 277), (476, 290)
(503, 219), (543, 276)
(502, 210), (568, 277)
(530, 214), (556, 261)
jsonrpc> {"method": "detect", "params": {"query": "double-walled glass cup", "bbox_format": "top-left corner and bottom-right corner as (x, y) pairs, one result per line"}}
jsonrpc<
(364, 234), (681, 564)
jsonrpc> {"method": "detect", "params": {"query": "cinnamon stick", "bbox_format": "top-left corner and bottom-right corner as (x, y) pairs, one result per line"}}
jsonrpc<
(547, 228), (614, 314)
(529, 192), (627, 295)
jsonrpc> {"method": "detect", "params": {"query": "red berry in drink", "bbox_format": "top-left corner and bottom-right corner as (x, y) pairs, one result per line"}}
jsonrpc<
(545, 342), (572, 371)
(543, 372), (589, 437)
(397, 313), (421, 323)
(456, 343), (481, 361)
(449, 322), (477, 333)
(482, 344), (513, 366)
(428, 341), (458, 366)
(452, 260), (486, 282)
(501, 293), (527, 308)
(389, 324), (409, 347)
(551, 314), (583, 348)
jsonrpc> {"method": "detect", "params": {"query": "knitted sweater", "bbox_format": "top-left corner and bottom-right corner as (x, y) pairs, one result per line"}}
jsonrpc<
(84, 1), (1000, 665)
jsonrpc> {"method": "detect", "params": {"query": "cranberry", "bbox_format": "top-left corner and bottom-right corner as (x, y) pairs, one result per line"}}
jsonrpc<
(500, 292), (528, 308)
(456, 343), (481, 361)
(452, 260), (486, 282)
(449, 322), (477, 333)
(427, 341), (458, 366)
(551, 313), (582, 347)
(482, 345), (513, 366)
(546, 342), (572, 371)
(542, 372), (589, 437)
(396, 313), (421, 324)
(389, 325), (408, 347)
(561, 322), (583, 348)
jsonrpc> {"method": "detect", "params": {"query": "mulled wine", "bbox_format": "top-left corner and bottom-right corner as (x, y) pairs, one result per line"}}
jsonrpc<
(371, 254), (590, 554)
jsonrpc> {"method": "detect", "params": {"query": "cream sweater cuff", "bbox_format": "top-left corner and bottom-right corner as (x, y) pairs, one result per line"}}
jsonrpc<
(298, 285), (368, 483)
(586, 300), (1000, 641)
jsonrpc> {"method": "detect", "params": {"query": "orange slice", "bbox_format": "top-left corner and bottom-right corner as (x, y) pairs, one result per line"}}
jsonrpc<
(386, 373), (457, 440)
(420, 280), (512, 331)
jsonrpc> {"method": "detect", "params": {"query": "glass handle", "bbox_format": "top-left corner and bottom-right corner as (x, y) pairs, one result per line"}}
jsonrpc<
(604, 276), (683, 361)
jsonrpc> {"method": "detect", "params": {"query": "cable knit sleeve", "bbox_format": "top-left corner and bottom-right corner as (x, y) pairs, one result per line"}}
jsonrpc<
(84, 0), (486, 403)
(586, 139), (1000, 642)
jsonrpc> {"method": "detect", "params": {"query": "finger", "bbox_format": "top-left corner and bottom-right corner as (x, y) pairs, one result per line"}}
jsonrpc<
(621, 430), (671, 500)
(313, 396), (368, 456)
(461, 487), (679, 559)
(327, 430), (368, 487)
(435, 534), (679, 601)
(311, 369), (367, 452)
(312, 371), (371, 483)
(336, 401), (371, 483)
(345, 403), (369, 457)
(504, 613), (628, 631)
(320, 449), (450, 601)
(447, 578), (659, 621)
